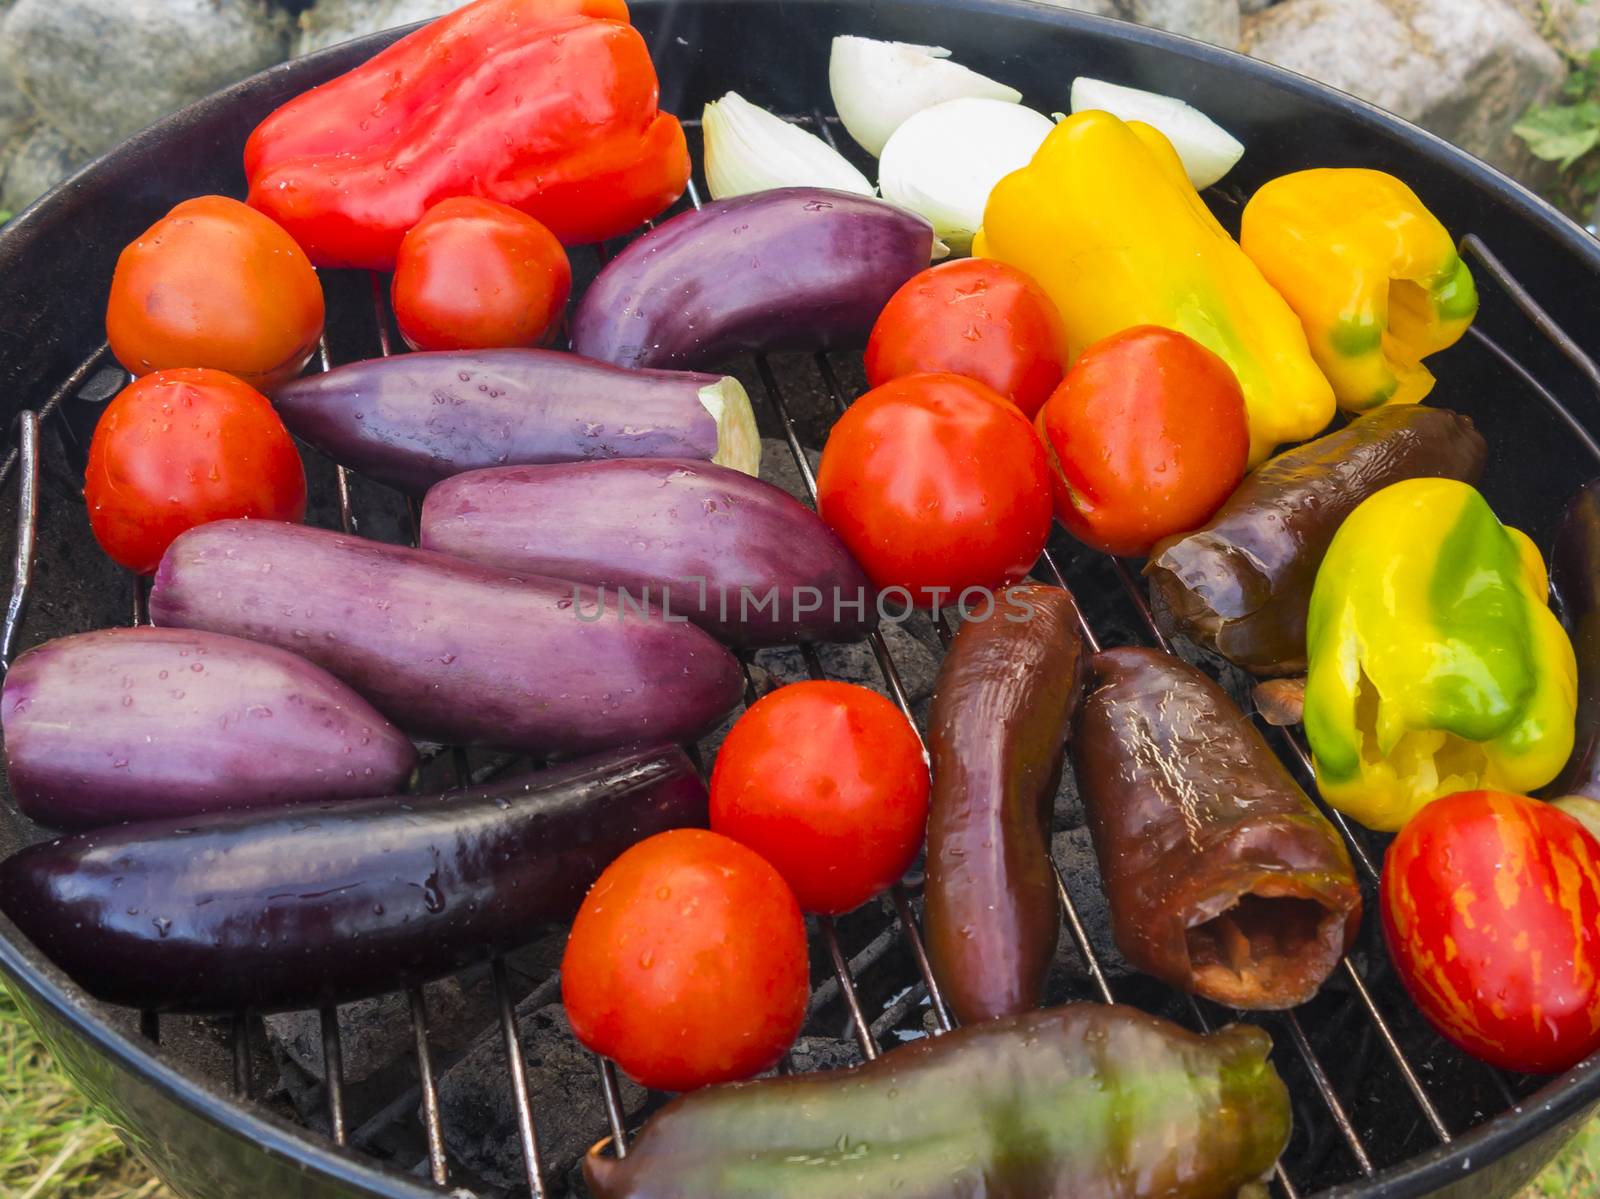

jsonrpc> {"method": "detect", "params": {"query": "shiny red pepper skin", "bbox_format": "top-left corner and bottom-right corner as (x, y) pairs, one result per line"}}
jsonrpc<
(247, 16), (689, 267)
(243, 0), (629, 179)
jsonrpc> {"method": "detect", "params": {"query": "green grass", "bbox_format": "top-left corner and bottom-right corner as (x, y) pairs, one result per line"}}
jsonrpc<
(1, 977), (1597, 1197)
(0, 984), (171, 1199)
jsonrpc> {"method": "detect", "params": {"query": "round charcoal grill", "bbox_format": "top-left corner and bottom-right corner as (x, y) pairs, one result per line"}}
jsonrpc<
(3, 2), (1600, 1197)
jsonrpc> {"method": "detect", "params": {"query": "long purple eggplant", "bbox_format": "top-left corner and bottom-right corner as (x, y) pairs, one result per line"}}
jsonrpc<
(0, 744), (706, 1011)
(570, 187), (936, 371)
(1548, 479), (1600, 801)
(271, 348), (760, 493)
(420, 459), (876, 646)
(2, 627), (415, 829)
(149, 520), (743, 754)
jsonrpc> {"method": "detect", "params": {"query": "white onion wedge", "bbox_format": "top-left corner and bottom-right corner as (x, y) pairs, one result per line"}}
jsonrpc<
(1070, 77), (1244, 189)
(829, 35), (1021, 157)
(702, 91), (874, 201)
(879, 97), (1052, 255)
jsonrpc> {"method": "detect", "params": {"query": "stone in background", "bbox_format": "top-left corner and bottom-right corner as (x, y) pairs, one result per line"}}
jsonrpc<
(1242, 0), (1566, 173)
(295, 0), (456, 56)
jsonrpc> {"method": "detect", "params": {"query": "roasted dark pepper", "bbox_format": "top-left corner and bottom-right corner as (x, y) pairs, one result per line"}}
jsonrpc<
(1145, 405), (1485, 676)
(584, 1003), (1291, 1199)
(1075, 648), (1361, 1010)
(1545, 479), (1600, 802)
(925, 584), (1086, 1024)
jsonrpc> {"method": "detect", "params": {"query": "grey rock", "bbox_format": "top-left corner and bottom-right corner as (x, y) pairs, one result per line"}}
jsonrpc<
(1510, 0), (1600, 55)
(1, 0), (289, 155)
(1243, 0), (1565, 173)
(0, 63), (35, 158)
(295, 0), (454, 57)
(1240, 0), (1279, 11)
(786, 1035), (865, 1075)
(1028, 0), (1120, 17)
(0, 120), (89, 215)
(1115, 0), (1241, 46)
(437, 1003), (647, 1190)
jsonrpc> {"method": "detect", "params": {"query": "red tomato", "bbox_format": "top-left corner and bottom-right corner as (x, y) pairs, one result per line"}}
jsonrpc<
(1382, 790), (1600, 1075)
(84, 369), (307, 575)
(1035, 325), (1249, 557)
(816, 373), (1053, 607)
(561, 828), (809, 1091)
(106, 195), (324, 390)
(391, 196), (572, 352)
(711, 680), (929, 915)
(866, 259), (1067, 418)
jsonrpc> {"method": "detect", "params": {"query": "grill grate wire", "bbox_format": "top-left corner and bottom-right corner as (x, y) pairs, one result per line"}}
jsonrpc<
(0, 112), (1596, 1197)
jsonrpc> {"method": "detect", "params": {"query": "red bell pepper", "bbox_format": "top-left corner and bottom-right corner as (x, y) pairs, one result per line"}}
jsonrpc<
(246, 14), (688, 267)
(244, 0), (628, 181)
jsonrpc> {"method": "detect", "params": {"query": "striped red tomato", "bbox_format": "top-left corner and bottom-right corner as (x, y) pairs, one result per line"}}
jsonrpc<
(1382, 790), (1600, 1075)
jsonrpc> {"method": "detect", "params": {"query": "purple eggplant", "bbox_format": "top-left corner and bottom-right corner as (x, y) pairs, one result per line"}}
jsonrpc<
(0, 744), (706, 1012)
(2, 627), (416, 829)
(1548, 479), (1600, 801)
(149, 520), (743, 754)
(420, 459), (876, 646)
(569, 187), (936, 371)
(271, 348), (759, 494)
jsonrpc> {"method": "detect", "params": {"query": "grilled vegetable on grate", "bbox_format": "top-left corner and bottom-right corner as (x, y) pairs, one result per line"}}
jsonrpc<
(973, 110), (1335, 467)
(271, 347), (759, 494)
(1383, 790), (1600, 1075)
(1241, 169), (1478, 413)
(0, 744), (707, 1012)
(570, 187), (937, 371)
(584, 1003), (1292, 1199)
(148, 519), (744, 755)
(1547, 477), (1600, 804)
(421, 459), (876, 646)
(2, 627), (415, 829)
(247, 13), (688, 267)
(562, 828), (810, 1092)
(1146, 404), (1487, 677)
(390, 197), (571, 353)
(925, 584), (1086, 1024)
(1075, 647), (1362, 1010)
(1303, 478), (1576, 832)
(106, 195), (324, 390)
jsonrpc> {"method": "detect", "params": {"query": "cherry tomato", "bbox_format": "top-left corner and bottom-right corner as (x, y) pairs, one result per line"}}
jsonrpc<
(711, 681), (929, 915)
(391, 196), (572, 352)
(817, 372), (1053, 607)
(561, 828), (809, 1091)
(866, 259), (1067, 418)
(106, 195), (324, 391)
(1382, 790), (1600, 1075)
(1035, 326), (1248, 557)
(84, 369), (307, 575)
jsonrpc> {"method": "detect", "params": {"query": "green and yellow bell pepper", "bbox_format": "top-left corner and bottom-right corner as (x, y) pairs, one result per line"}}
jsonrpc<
(1304, 478), (1576, 832)
(1240, 168), (1477, 413)
(973, 109), (1335, 466)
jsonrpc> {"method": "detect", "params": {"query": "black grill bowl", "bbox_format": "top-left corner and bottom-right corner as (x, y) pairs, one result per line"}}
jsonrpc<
(4, 2), (1600, 1197)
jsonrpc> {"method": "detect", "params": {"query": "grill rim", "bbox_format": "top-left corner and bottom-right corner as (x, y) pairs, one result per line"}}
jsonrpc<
(2, 3), (1600, 1197)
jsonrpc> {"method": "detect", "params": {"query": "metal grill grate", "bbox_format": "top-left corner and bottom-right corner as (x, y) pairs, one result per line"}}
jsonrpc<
(0, 111), (1595, 1198)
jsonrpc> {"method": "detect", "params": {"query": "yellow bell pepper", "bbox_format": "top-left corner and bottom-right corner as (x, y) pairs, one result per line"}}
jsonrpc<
(1240, 169), (1478, 413)
(1303, 478), (1576, 832)
(973, 110), (1334, 466)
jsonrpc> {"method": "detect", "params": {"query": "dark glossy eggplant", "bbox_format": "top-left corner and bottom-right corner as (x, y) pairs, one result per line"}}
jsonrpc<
(924, 584), (1084, 1024)
(1145, 405), (1486, 676)
(569, 187), (936, 370)
(0, 744), (707, 1012)
(149, 520), (743, 754)
(1074, 647), (1362, 1010)
(420, 458), (876, 646)
(271, 348), (759, 493)
(1548, 478), (1600, 801)
(2, 627), (416, 829)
